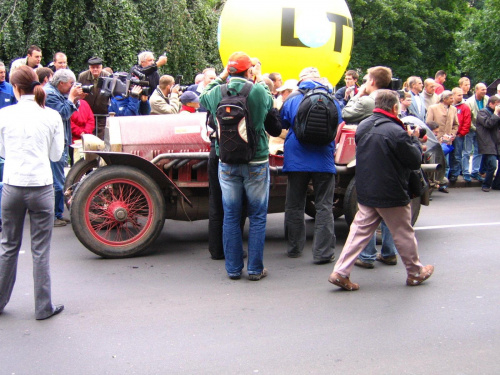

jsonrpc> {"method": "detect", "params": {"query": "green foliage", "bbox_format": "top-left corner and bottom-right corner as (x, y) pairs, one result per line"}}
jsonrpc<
(459, 0), (500, 84)
(346, 0), (467, 83)
(0, 0), (222, 82)
(0, 0), (496, 87)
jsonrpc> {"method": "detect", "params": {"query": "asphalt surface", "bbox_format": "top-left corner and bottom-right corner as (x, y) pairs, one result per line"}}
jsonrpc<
(0, 185), (498, 375)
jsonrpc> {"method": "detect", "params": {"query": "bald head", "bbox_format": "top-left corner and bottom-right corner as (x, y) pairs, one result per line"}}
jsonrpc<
(475, 83), (487, 100)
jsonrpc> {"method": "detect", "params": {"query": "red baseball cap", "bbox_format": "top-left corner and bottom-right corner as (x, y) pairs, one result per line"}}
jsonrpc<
(227, 52), (253, 74)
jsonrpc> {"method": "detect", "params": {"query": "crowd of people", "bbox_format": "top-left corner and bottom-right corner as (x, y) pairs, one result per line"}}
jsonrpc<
(0, 44), (499, 319)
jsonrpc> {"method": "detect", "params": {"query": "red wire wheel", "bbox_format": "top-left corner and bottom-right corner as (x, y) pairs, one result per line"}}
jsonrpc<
(64, 158), (98, 209)
(70, 165), (166, 258)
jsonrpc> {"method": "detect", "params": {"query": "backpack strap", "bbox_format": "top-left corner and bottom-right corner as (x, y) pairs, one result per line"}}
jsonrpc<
(239, 81), (253, 98)
(220, 84), (229, 98)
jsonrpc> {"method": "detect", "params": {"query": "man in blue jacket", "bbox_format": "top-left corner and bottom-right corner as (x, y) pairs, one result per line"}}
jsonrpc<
(280, 67), (343, 264)
(44, 69), (84, 226)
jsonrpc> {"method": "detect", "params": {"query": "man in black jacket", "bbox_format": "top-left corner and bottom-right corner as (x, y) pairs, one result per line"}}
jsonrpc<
(476, 95), (500, 191)
(329, 90), (434, 291)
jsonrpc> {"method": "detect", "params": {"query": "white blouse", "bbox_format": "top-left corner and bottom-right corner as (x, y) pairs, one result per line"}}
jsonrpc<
(0, 95), (64, 186)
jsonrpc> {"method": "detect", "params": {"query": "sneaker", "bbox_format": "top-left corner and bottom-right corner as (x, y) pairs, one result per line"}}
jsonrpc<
(482, 187), (490, 192)
(406, 265), (434, 286)
(328, 272), (359, 291)
(376, 253), (397, 265)
(314, 254), (335, 265)
(54, 218), (67, 227)
(248, 268), (268, 281)
(354, 259), (374, 269)
(471, 174), (484, 182)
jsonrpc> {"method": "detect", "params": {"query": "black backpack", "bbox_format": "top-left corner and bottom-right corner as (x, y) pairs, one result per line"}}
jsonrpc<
(294, 87), (339, 145)
(215, 82), (256, 164)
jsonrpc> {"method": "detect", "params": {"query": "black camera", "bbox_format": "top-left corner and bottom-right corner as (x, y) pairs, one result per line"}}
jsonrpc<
(174, 74), (189, 92)
(81, 84), (93, 94)
(387, 78), (403, 91)
(97, 72), (149, 98)
(407, 124), (427, 138)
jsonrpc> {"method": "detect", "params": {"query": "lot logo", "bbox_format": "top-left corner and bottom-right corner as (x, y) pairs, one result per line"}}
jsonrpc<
(218, 0), (353, 85)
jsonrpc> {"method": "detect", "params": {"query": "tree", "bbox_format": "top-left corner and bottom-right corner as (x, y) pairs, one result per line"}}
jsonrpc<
(0, 0), (222, 80)
(345, 0), (466, 82)
(459, 0), (500, 84)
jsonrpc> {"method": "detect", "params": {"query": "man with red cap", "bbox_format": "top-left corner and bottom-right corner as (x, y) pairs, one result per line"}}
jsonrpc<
(200, 52), (273, 281)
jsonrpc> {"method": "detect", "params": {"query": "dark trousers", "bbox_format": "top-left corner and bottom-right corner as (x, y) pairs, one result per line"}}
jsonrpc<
(208, 146), (224, 259)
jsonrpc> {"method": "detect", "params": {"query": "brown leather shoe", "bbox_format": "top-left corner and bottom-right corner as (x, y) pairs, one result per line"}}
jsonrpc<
(354, 259), (374, 269)
(328, 272), (359, 291)
(376, 253), (397, 265)
(406, 265), (434, 286)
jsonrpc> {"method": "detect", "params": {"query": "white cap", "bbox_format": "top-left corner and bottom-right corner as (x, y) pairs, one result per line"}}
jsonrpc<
(276, 79), (299, 92)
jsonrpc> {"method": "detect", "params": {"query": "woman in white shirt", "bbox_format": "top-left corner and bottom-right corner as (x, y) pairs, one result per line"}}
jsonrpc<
(0, 65), (65, 320)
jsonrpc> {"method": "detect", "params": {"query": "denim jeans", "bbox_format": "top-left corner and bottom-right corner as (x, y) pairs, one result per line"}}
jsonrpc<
(218, 162), (269, 277)
(450, 136), (465, 178)
(358, 221), (397, 263)
(50, 146), (68, 220)
(463, 130), (481, 179)
(481, 154), (500, 189)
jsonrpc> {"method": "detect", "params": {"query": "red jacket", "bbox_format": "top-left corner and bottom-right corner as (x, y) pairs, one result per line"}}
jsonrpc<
(71, 99), (95, 141)
(455, 102), (471, 137)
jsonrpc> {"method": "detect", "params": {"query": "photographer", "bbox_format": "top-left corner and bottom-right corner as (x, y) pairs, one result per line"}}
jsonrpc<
(149, 75), (180, 115)
(78, 57), (111, 139)
(109, 85), (151, 116)
(329, 90), (434, 291)
(131, 51), (167, 97)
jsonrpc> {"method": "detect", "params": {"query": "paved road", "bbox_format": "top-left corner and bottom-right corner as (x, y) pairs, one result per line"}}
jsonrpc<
(0, 187), (498, 374)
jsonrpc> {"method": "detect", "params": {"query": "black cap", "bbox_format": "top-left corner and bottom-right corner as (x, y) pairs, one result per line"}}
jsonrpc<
(87, 56), (103, 65)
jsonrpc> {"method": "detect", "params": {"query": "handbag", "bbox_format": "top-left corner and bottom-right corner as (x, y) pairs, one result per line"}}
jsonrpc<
(408, 168), (429, 198)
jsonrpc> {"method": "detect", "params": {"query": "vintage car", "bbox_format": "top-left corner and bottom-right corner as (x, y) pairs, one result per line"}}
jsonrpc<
(66, 113), (440, 259)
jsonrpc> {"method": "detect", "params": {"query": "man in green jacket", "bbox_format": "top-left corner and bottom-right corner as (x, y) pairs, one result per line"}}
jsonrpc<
(200, 51), (273, 281)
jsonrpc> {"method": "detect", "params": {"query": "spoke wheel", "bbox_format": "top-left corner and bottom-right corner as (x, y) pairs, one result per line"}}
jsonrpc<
(71, 165), (166, 258)
(64, 158), (98, 209)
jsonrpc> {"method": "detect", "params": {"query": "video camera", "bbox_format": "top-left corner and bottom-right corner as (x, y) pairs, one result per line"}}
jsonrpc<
(97, 72), (150, 98)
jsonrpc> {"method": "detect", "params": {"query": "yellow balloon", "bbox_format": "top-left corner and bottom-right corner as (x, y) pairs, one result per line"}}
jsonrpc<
(218, 0), (353, 86)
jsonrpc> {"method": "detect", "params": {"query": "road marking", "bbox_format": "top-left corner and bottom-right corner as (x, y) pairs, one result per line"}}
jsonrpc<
(415, 222), (500, 231)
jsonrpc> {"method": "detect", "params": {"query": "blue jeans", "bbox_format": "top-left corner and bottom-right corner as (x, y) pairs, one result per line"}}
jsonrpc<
(481, 154), (500, 189)
(50, 146), (68, 220)
(219, 162), (269, 277)
(450, 136), (465, 178)
(463, 130), (481, 179)
(358, 221), (397, 263)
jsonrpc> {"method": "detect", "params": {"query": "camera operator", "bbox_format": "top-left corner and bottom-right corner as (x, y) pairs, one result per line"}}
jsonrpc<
(78, 57), (111, 139)
(330, 90), (434, 291)
(131, 51), (167, 97)
(149, 75), (180, 115)
(109, 84), (150, 117)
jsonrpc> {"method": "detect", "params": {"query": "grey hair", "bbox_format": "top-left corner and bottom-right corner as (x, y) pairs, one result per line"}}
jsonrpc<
(407, 76), (421, 89)
(138, 51), (154, 64)
(0, 61), (5, 70)
(51, 68), (76, 87)
(439, 90), (453, 102)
